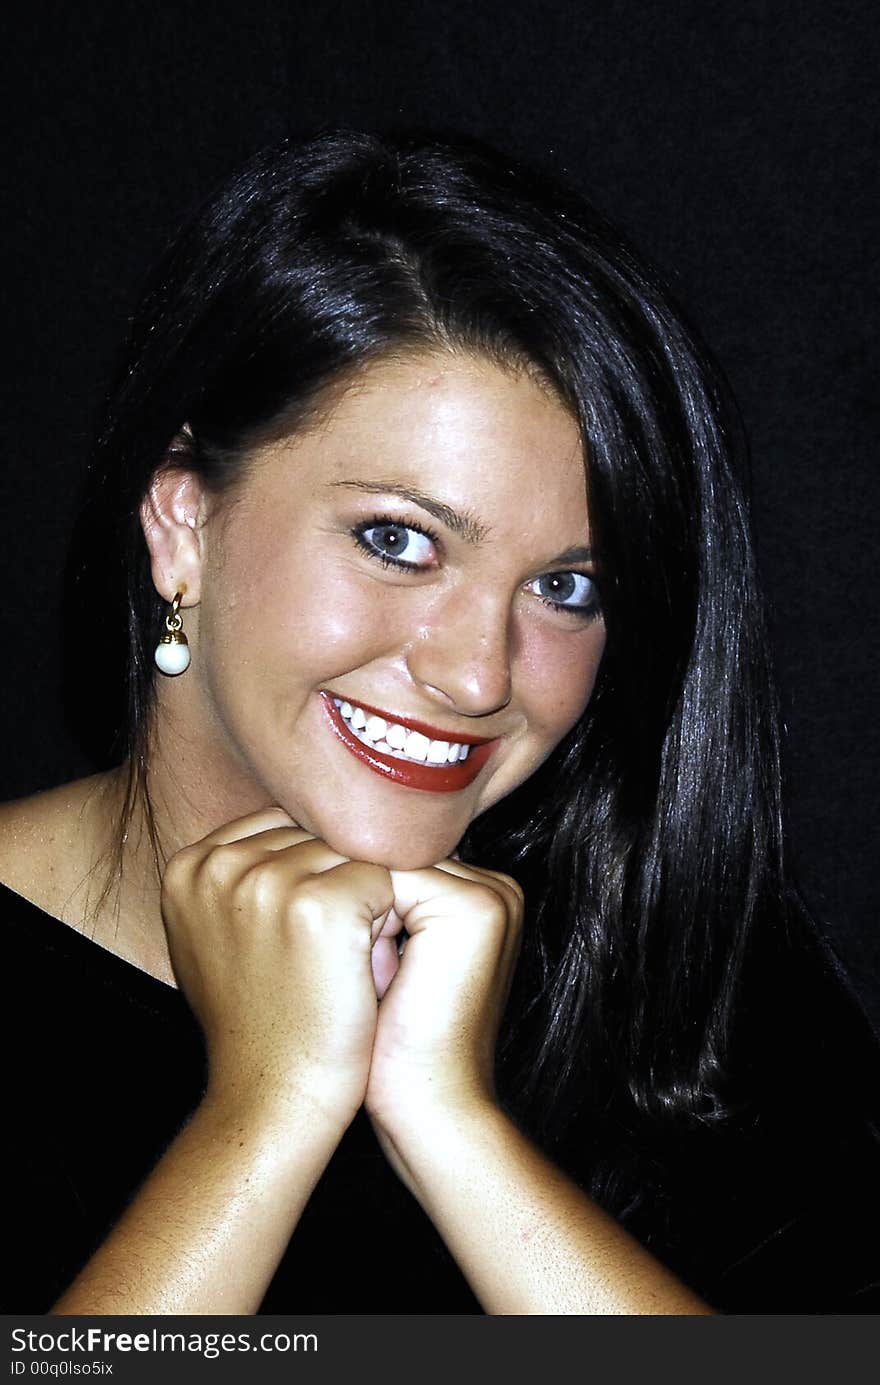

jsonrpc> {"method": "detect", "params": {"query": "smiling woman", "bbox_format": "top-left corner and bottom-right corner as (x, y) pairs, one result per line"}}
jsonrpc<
(143, 354), (604, 874)
(1, 129), (878, 1315)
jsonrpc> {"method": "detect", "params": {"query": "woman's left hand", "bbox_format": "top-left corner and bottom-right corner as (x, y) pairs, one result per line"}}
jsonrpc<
(364, 859), (711, 1315)
(364, 858), (523, 1144)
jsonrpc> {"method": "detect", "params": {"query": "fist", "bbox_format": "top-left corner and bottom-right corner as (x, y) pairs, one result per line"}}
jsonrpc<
(160, 808), (395, 1132)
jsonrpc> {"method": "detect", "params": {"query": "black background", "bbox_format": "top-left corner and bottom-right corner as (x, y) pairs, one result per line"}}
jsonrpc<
(0, 1), (877, 1022)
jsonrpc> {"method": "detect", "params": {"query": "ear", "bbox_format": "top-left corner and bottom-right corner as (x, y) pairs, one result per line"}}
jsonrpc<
(139, 467), (208, 606)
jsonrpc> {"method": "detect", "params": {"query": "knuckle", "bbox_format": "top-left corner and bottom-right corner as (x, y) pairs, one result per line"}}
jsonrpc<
(287, 879), (331, 929)
(469, 881), (507, 922)
(499, 872), (526, 908)
(198, 846), (242, 891)
(161, 846), (195, 896)
(236, 857), (284, 906)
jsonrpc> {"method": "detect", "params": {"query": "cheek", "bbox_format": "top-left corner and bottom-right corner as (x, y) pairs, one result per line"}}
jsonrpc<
(518, 620), (606, 738)
(201, 532), (404, 683)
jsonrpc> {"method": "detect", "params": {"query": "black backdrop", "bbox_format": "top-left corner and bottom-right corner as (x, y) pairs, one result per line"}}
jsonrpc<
(1, 1), (877, 1023)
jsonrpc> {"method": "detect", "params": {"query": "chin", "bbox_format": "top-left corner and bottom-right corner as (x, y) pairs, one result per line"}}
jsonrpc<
(316, 818), (461, 872)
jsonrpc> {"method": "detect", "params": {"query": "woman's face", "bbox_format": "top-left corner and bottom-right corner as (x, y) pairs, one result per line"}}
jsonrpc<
(172, 351), (606, 868)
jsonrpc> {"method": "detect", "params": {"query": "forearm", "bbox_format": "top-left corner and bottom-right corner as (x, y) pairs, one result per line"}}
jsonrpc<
(52, 1093), (344, 1316)
(380, 1101), (712, 1315)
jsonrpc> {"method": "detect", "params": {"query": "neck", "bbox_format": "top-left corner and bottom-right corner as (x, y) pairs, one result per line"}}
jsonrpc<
(142, 700), (278, 858)
(96, 701), (276, 982)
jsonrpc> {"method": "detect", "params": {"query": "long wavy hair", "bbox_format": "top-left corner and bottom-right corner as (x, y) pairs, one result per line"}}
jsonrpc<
(70, 127), (786, 1167)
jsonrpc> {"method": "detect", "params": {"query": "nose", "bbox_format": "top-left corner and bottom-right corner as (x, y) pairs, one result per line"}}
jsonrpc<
(404, 586), (513, 717)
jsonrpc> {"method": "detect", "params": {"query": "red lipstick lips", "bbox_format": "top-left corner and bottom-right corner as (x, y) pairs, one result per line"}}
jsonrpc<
(320, 691), (496, 793)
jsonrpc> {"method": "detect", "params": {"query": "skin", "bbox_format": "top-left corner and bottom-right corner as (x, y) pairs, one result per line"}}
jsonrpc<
(0, 349), (710, 1313)
(145, 350), (604, 867)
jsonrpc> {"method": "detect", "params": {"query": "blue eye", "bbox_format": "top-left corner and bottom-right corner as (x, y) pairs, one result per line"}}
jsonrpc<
(353, 520), (438, 570)
(529, 571), (600, 617)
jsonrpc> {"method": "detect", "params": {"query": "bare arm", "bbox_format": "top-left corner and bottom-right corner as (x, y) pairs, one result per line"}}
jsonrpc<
(367, 860), (712, 1315)
(52, 1093), (343, 1315)
(53, 809), (393, 1316)
(379, 1100), (710, 1315)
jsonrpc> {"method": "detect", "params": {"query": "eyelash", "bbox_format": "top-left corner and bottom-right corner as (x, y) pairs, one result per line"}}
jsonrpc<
(533, 577), (602, 620)
(351, 516), (601, 619)
(351, 515), (441, 571)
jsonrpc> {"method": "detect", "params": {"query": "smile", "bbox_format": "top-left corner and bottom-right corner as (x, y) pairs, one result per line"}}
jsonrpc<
(319, 691), (497, 793)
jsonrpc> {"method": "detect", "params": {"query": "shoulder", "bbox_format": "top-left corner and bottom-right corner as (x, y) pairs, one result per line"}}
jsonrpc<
(0, 775), (114, 923)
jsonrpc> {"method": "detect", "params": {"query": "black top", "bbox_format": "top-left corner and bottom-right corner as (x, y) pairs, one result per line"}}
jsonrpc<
(3, 880), (879, 1314)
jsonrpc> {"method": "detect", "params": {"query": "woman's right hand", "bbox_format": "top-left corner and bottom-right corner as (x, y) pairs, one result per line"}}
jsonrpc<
(51, 808), (394, 1314)
(160, 807), (394, 1137)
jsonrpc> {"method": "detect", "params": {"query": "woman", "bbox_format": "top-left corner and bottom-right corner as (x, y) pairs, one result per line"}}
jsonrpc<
(2, 129), (877, 1315)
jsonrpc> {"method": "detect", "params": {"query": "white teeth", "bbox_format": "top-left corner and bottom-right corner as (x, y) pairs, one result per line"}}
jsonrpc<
(364, 715), (387, 743)
(331, 697), (478, 770)
(404, 731), (430, 761)
(386, 724), (408, 750)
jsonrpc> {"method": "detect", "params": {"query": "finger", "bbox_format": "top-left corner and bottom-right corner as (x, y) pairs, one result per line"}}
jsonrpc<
(305, 860), (396, 927)
(376, 906), (406, 939)
(261, 836), (355, 879)
(370, 936), (400, 998)
(188, 835), (362, 900)
(194, 806), (303, 847)
(387, 864), (515, 936)
(398, 857), (524, 916)
(441, 858), (524, 913)
(253, 827), (336, 857)
(455, 863), (525, 970)
(424, 862), (524, 996)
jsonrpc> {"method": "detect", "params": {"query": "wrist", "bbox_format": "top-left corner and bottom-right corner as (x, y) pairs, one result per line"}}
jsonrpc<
(367, 1061), (497, 1133)
(370, 1090), (507, 1203)
(202, 1071), (358, 1152)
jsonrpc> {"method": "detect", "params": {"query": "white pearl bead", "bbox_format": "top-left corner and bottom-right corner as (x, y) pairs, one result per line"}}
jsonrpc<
(154, 641), (191, 675)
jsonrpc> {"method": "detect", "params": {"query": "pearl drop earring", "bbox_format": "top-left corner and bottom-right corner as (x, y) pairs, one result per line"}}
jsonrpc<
(154, 591), (191, 675)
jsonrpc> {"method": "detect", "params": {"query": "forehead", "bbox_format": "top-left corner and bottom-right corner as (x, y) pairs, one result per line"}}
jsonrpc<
(318, 350), (578, 451)
(288, 350), (587, 507)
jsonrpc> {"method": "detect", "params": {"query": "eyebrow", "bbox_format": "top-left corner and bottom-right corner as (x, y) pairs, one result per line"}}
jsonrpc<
(551, 545), (595, 566)
(330, 479), (490, 545)
(331, 478), (595, 566)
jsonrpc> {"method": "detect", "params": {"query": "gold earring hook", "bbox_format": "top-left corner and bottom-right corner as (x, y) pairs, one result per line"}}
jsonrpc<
(166, 590), (184, 633)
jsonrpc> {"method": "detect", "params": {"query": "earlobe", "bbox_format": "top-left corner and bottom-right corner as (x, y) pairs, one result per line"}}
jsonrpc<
(140, 467), (207, 605)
